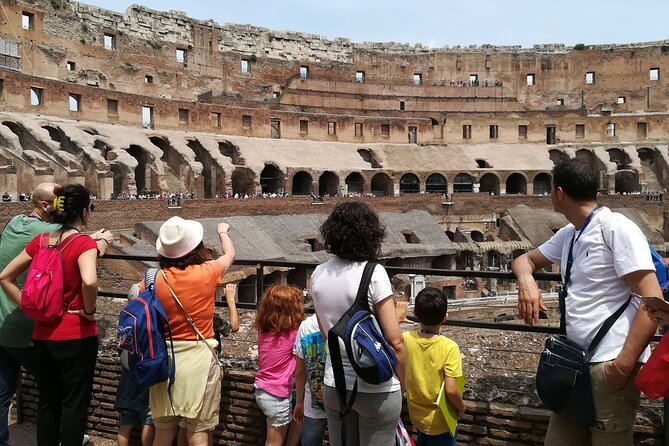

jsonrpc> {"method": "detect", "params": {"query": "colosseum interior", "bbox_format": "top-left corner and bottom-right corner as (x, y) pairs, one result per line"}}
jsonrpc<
(1, 0), (668, 444)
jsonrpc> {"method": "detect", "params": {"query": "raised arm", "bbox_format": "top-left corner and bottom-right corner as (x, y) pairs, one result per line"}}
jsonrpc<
(216, 222), (236, 278)
(512, 248), (552, 326)
(224, 283), (240, 333)
(0, 250), (33, 306)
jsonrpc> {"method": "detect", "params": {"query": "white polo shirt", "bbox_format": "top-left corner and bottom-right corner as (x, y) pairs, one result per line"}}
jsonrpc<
(539, 207), (654, 363)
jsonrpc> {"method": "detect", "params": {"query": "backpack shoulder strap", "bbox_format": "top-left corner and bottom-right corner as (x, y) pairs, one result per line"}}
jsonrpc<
(353, 261), (378, 312)
(55, 233), (87, 251)
(145, 268), (159, 291)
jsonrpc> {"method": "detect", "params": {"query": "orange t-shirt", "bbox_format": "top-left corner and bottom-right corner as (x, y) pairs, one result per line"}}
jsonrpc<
(142, 260), (223, 341)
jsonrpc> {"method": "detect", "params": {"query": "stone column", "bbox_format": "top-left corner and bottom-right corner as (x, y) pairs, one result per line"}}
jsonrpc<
(0, 166), (17, 198)
(34, 168), (55, 187)
(526, 181), (534, 196)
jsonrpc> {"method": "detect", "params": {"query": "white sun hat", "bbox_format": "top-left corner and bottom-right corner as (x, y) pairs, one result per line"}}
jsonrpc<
(156, 216), (204, 258)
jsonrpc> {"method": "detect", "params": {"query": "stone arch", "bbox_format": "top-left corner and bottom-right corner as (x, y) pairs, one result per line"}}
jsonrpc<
(453, 173), (474, 193)
(606, 148), (631, 170)
(533, 173), (552, 195)
(479, 173), (500, 195)
(399, 173), (420, 194)
(126, 145), (154, 194)
(231, 167), (256, 196)
(575, 149), (594, 165)
(445, 230), (455, 241)
(431, 254), (454, 269)
(615, 170), (638, 194)
(426, 173), (447, 194)
(42, 125), (98, 194)
(292, 171), (312, 195)
(345, 172), (364, 194)
(149, 136), (192, 193)
(357, 148), (382, 168)
(471, 230), (484, 242)
(319, 171), (339, 196)
(187, 139), (225, 198)
(637, 148), (655, 166)
(109, 162), (129, 196)
(549, 149), (568, 165)
(371, 173), (393, 196)
(260, 163), (283, 195)
(506, 173), (527, 194)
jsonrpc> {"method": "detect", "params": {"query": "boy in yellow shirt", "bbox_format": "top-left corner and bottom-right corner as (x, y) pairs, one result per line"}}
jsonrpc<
(402, 287), (465, 446)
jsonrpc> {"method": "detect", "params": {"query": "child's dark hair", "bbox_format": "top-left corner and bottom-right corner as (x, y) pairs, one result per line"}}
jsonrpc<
(415, 287), (448, 326)
(49, 183), (91, 225)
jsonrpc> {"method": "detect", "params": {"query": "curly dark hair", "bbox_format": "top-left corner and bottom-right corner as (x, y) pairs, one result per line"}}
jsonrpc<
(49, 184), (91, 225)
(158, 242), (211, 270)
(320, 201), (385, 261)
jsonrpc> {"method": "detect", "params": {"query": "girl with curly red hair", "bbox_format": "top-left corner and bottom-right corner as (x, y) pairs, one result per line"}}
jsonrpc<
(254, 284), (305, 446)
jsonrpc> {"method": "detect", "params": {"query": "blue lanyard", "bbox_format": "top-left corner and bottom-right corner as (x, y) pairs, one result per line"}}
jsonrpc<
(574, 205), (600, 243)
(564, 205), (600, 287)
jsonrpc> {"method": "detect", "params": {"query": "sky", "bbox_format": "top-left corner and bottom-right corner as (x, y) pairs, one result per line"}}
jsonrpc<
(83, 0), (669, 48)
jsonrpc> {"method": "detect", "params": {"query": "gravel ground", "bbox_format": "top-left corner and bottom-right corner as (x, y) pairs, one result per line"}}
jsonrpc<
(9, 420), (116, 446)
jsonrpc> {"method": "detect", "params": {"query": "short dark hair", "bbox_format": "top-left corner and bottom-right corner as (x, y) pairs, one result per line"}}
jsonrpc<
(49, 183), (90, 225)
(320, 202), (385, 261)
(414, 287), (448, 326)
(552, 159), (598, 201)
(158, 242), (211, 270)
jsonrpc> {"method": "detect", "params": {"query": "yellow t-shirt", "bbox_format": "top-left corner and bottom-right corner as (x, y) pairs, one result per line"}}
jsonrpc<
(402, 331), (463, 435)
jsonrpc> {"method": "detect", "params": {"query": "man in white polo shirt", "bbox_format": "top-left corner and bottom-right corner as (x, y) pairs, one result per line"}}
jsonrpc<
(512, 159), (661, 446)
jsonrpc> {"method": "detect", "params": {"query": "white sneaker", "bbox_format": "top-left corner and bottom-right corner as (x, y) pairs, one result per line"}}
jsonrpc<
(82, 434), (90, 445)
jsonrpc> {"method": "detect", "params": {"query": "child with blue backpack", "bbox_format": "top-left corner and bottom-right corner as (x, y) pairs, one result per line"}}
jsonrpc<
(116, 282), (154, 446)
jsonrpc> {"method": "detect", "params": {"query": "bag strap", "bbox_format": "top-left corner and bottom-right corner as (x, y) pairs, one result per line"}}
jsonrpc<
(587, 296), (631, 357)
(160, 270), (222, 366)
(327, 261), (378, 446)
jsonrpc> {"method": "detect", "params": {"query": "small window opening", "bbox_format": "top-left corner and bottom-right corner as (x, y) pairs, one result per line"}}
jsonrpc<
(66, 61), (76, 71)
(650, 68), (660, 81)
(68, 93), (81, 112)
(381, 124), (390, 137)
(299, 120), (309, 134)
(355, 122), (363, 137)
(176, 48), (186, 64)
(30, 87), (42, 106)
(304, 236), (324, 252)
(518, 125), (528, 139)
(526, 73), (535, 86)
(606, 123), (616, 137)
(103, 33), (115, 50)
(585, 72), (595, 84)
(476, 159), (491, 168)
(211, 112), (221, 128)
(241, 59), (249, 74)
(299, 66), (309, 79)
(328, 122), (337, 136)
(413, 73), (422, 85)
(21, 12), (33, 30)
(355, 71), (365, 83)
(399, 101), (405, 111)
(546, 125), (556, 145)
(402, 230), (420, 244)
(242, 115), (252, 129)
(489, 124), (498, 139)
(617, 96), (625, 104)
(469, 74), (478, 85)
(178, 108), (189, 123)
(141, 106), (154, 129)
(462, 125), (471, 139)
(272, 91), (280, 99)
(408, 126), (417, 144)
(107, 98), (118, 115)
(575, 124), (585, 137)
(144, 75), (153, 84)
(556, 98), (564, 106)
(637, 122), (647, 138)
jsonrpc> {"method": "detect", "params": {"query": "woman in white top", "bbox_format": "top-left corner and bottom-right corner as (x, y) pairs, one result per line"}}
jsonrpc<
(310, 202), (405, 446)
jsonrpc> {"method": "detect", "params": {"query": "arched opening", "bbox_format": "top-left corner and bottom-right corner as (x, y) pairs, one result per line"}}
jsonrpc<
(292, 171), (312, 195)
(357, 148), (382, 168)
(426, 173), (447, 194)
(533, 173), (552, 195)
(260, 164), (283, 195)
(319, 171), (339, 196)
(42, 125), (98, 194)
(453, 173), (473, 193)
(575, 149), (594, 165)
(506, 173), (527, 195)
(479, 173), (500, 195)
(431, 255), (454, 270)
(456, 251), (474, 270)
(149, 136), (190, 193)
(126, 145), (151, 194)
(371, 173), (393, 196)
(109, 163), (129, 196)
(471, 230), (484, 242)
(187, 139), (225, 198)
(345, 172), (364, 194)
(637, 148), (655, 167)
(607, 148), (631, 170)
(399, 173), (419, 194)
(430, 117), (439, 126)
(549, 149), (568, 166)
(615, 170), (638, 194)
(445, 231), (455, 241)
(231, 167), (256, 196)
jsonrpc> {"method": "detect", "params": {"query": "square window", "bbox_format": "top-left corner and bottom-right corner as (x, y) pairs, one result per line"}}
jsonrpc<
(489, 124), (498, 139)
(556, 98), (564, 106)
(21, 12), (33, 30)
(30, 87), (42, 106)
(107, 98), (118, 115)
(637, 122), (647, 138)
(355, 122), (363, 137)
(518, 125), (528, 139)
(299, 120), (309, 134)
(526, 73), (535, 86)
(650, 68), (660, 81)
(617, 96), (626, 104)
(176, 48), (186, 64)
(355, 71), (365, 83)
(211, 112), (221, 128)
(241, 59), (249, 74)
(413, 73), (422, 85)
(606, 123), (616, 137)
(103, 33), (115, 50)
(68, 94), (80, 112)
(299, 66), (309, 79)
(462, 125), (471, 139)
(381, 124), (390, 137)
(328, 122), (337, 136)
(272, 91), (280, 99)
(144, 75), (153, 84)
(242, 115), (252, 129)
(142, 106), (153, 129)
(469, 74), (478, 85)
(178, 108), (189, 123)
(399, 101), (405, 111)
(585, 72), (595, 84)
(66, 61), (76, 71)
(575, 124), (585, 138)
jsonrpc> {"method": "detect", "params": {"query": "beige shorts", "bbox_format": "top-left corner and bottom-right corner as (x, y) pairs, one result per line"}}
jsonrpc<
(153, 355), (221, 433)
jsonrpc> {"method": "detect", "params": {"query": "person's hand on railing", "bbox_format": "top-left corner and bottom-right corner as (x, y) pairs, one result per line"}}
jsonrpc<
(517, 279), (547, 326)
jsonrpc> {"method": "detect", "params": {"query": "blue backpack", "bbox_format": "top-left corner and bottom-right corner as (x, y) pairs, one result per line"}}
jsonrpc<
(328, 262), (397, 444)
(650, 245), (668, 293)
(117, 268), (175, 391)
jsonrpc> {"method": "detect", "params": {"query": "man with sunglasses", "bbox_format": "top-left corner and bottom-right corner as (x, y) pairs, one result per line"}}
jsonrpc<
(0, 183), (111, 446)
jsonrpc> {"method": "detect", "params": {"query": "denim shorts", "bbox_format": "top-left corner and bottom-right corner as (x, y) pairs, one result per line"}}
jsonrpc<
(119, 407), (153, 426)
(254, 387), (292, 427)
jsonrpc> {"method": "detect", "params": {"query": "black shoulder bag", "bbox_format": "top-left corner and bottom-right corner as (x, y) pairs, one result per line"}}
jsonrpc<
(536, 224), (630, 426)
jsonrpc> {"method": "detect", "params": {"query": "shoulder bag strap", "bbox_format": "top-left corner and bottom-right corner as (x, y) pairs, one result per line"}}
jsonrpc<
(587, 296), (632, 357)
(559, 232), (577, 333)
(160, 270), (221, 366)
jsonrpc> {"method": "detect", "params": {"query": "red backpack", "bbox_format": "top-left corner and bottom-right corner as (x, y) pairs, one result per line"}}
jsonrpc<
(21, 233), (83, 322)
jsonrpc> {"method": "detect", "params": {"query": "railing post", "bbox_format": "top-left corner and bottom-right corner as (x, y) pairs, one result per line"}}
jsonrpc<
(256, 263), (264, 303)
